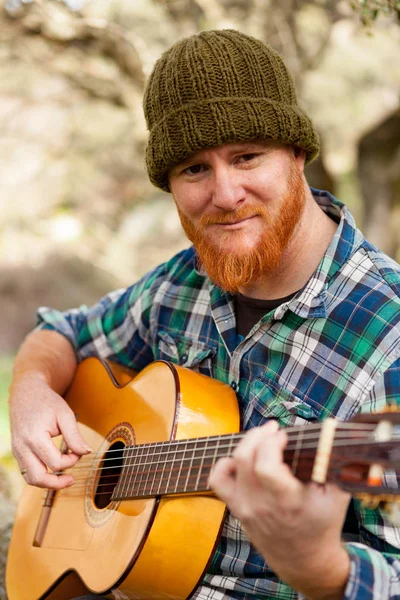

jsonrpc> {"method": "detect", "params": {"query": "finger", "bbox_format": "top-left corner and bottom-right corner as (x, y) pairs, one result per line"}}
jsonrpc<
(308, 482), (351, 511)
(208, 457), (237, 504)
(29, 432), (81, 473)
(58, 410), (92, 455)
(59, 451), (81, 470)
(233, 420), (279, 465)
(251, 423), (302, 495)
(20, 453), (74, 489)
(326, 483), (351, 501)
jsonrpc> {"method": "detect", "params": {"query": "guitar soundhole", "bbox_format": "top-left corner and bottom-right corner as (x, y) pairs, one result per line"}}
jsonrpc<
(94, 440), (125, 510)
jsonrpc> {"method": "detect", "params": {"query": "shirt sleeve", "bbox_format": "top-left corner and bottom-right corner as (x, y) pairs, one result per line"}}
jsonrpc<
(343, 356), (400, 600)
(35, 262), (169, 370)
(344, 544), (400, 599)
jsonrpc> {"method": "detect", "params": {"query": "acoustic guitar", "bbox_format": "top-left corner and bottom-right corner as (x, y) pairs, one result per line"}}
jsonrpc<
(6, 357), (400, 600)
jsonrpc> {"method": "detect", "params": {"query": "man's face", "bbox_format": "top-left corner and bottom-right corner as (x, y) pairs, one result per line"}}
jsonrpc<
(169, 140), (306, 293)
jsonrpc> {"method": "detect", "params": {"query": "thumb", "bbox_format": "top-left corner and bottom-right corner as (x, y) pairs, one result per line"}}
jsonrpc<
(58, 409), (92, 455)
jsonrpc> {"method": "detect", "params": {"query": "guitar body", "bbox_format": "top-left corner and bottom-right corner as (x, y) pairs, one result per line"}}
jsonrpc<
(7, 358), (240, 600)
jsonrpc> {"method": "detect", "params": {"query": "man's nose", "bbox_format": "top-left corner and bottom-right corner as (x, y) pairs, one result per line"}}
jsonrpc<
(211, 166), (245, 211)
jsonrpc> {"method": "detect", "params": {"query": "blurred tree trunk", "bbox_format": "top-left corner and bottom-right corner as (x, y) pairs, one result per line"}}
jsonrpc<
(358, 110), (400, 258)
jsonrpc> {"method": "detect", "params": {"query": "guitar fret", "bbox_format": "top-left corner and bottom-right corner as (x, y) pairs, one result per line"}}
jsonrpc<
(212, 435), (221, 474)
(182, 441), (193, 492)
(122, 446), (134, 498)
(196, 440), (213, 491)
(128, 445), (140, 497)
(144, 443), (155, 496)
(183, 439), (197, 492)
(194, 439), (208, 491)
(138, 444), (152, 495)
(128, 445), (142, 496)
(291, 427), (305, 476)
(148, 443), (162, 497)
(177, 440), (188, 493)
(156, 446), (168, 496)
(164, 441), (180, 494)
(228, 435), (235, 460)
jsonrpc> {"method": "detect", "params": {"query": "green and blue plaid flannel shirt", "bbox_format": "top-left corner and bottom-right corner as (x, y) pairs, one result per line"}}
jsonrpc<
(38, 190), (400, 599)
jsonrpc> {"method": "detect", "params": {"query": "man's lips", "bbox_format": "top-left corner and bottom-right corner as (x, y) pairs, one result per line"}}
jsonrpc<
(210, 215), (258, 230)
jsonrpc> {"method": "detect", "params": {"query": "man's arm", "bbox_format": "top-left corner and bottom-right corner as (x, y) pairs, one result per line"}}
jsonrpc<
(9, 329), (92, 489)
(10, 274), (159, 489)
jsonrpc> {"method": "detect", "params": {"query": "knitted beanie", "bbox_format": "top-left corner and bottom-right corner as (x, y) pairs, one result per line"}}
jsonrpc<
(143, 29), (319, 192)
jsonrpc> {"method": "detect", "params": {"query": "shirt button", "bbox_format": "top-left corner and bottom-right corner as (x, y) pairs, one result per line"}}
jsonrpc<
(230, 381), (237, 391)
(180, 353), (188, 364)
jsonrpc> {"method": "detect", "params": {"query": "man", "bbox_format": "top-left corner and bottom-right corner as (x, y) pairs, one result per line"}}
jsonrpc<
(9, 30), (400, 600)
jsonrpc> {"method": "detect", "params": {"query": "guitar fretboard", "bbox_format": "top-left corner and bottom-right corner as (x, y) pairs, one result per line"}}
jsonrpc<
(111, 429), (317, 501)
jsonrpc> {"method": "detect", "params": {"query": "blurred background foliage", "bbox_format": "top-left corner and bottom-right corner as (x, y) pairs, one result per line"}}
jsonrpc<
(0, 1), (399, 594)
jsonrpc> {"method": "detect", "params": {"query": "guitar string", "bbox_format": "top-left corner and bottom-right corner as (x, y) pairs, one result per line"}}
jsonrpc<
(55, 454), (388, 492)
(64, 437), (382, 477)
(40, 424), (397, 498)
(61, 431), (398, 475)
(57, 481), (400, 501)
(62, 453), (319, 485)
(49, 433), (400, 498)
(53, 459), (400, 499)
(68, 432), (395, 475)
(69, 424), (381, 469)
(64, 462), (396, 494)
(56, 438), (398, 492)
(64, 422), (380, 461)
(54, 463), (400, 500)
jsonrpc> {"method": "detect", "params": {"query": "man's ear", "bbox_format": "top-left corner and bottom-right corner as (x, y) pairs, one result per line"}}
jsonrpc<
(293, 147), (306, 172)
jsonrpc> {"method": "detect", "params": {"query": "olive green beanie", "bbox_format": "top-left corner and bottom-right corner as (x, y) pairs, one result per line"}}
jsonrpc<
(143, 29), (319, 192)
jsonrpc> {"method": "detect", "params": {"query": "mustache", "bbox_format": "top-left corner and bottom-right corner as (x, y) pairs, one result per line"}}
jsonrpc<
(199, 205), (270, 227)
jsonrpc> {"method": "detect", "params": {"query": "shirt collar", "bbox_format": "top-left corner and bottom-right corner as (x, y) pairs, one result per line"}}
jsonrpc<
(274, 188), (364, 321)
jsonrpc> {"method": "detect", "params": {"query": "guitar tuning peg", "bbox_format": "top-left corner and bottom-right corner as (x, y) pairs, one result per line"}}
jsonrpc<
(356, 493), (400, 525)
(359, 494), (380, 509)
(382, 403), (399, 413)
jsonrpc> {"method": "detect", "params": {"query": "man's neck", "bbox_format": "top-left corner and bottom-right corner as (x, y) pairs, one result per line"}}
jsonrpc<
(238, 189), (338, 300)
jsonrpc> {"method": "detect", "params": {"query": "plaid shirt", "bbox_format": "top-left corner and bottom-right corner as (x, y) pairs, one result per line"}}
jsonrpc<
(38, 190), (400, 600)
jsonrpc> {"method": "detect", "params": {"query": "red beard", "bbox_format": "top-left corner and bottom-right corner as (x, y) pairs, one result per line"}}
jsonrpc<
(177, 159), (306, 293)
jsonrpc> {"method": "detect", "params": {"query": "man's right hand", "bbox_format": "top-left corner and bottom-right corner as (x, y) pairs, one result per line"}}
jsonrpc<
(9, 329), (92, 490)
(10, 372), (92, 489)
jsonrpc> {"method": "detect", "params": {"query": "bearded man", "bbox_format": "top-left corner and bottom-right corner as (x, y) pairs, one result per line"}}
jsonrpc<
(9, 30), (400, 600)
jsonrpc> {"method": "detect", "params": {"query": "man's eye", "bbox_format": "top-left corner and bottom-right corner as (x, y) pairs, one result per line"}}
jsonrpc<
(184, 164), (204, 175)
(237, 153), (257, 163)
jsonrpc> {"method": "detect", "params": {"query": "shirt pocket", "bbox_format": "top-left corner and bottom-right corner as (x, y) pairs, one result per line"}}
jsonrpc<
(244, 375), (320, 430)
(156, 331), (217, 377)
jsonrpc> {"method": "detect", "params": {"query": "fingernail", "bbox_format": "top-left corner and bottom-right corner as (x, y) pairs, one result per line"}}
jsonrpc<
(83, 445), (92, 453)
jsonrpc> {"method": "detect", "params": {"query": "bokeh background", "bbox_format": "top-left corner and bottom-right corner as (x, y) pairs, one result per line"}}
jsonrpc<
(0, 0), (399, 595)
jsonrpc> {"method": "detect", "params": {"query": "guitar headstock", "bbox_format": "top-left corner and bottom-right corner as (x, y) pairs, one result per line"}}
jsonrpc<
(284, 410), (400, 520)
(328, 410), (400, 522)
(350, 405), (400, 425)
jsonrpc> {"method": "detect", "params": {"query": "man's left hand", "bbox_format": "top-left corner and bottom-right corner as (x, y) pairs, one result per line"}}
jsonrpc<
(209, 420), (351, 600)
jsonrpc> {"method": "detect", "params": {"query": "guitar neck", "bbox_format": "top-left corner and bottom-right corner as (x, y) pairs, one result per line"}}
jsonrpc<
(111, 418), (400, 502)
(112, 427), (317, 501)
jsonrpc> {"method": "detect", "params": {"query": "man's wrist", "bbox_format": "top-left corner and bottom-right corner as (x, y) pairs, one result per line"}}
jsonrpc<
(278, 544), (350, 600)
(10, 369), (50, 396)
